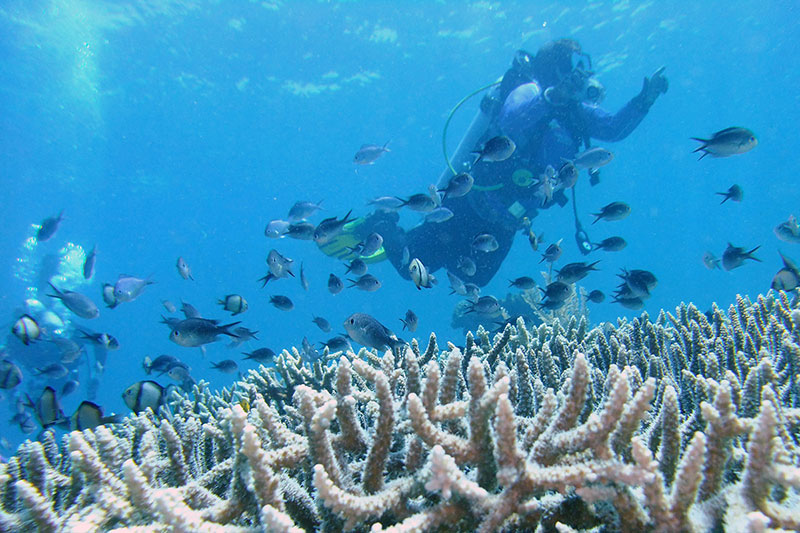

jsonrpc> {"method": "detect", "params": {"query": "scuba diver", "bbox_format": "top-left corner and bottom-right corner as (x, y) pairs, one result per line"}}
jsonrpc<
(328, 39), (668, 287)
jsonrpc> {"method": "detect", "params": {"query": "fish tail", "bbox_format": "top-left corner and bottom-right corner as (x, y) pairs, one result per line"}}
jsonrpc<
(690, 137), (709, 146)
(47, 282), (62, 297)
(219, 321), (242, 337)
(716, 193), (729, 204)
(591, 213), (602, 224)
(747, 246), (762, 262)
(399, 319), (408, 331)
(696, 150), (709, 160)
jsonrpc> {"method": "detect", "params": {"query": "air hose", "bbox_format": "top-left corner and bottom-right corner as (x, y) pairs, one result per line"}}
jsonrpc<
(441, 80), (501, 176)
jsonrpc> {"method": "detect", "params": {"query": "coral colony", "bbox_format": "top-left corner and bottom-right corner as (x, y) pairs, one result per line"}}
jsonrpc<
(2, 291), (800, 531)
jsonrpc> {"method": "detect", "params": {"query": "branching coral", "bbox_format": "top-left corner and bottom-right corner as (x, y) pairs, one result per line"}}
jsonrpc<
(1, 291), (799, 531)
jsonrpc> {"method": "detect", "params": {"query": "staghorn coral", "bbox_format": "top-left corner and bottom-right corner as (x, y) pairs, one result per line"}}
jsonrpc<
(1, 292), (799, 531)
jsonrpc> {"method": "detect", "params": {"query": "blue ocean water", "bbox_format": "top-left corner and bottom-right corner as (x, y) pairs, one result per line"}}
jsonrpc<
(0, 0), (798, 453)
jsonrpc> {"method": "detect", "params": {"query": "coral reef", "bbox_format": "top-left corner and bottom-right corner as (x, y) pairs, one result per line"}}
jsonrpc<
(1, 291), (800, 531)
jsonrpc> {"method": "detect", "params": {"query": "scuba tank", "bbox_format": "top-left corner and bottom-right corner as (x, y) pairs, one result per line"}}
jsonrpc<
(437, 50), (536, 189)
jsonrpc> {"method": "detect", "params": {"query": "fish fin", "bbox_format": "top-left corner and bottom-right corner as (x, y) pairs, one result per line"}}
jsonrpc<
(219, 321), (242, 337)
(382, 140), (391, 151)
(47, 282), (62, 297)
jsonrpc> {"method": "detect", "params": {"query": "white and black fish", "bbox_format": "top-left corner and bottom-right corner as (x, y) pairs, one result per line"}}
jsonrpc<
(400, 309), (418, 332)
(269, 295), (294, 311)
(343, 313), (405, 351)
(34, 363), (69, 380)
(472, 233), (499, 253)
(692, 127), (757, 160)
(348, 274), (382, 292)
(367, 196), (405, 211)
(721, 243), (761, 271)
(321, 336), (350, 353)
(265, 219), (290, 238)
(593, 236), (627, 252)
(345, 258), (368, 277)
(774, 215), (800, 244)
(211, 359), (238, 374)
(572, 147), (614, 169)
(425, 207), (455, 224)
(447, 270), (467, 296)
(771, 252), (800, 291)
(592, 202), (630, 224)
(540, 239), (564, 264)
(288, 200), (324, 222)
(260, 249), (295, 286)
(556, 261), (600, 284)
(313, 210), (354, 245)
(354, 141), (390, 165)
(464, 295), (500, 315)
(142, 354), (180, 375)
(618, 269), (658, 298)
(0, 361), (22, 390)
(357, 233), (384, 257)
(286, 222), (316, 240)
(702, 251), (721, 270)
(102, 283), (119, 309)
(508, 276), (536, 290)
(556, 160), (579, 189)
(114, 274), (155, 303)
(169, 318), (240, 348)
(328, 273), (344, 295)
(587, 290), (605, 303)
(300, 262), (310, 291)
(83, 245), (97, 279)
(122, 380), (165, 414)
(540, 281), (572, 303)
(13, 314), (41, 345)
(438, 172), (474, 200)
(61, 379), (80, 397)
(79, 329), (120, 350)
(181, 300), (202, 318)
(312, 316), (332, 333)
(50, 337), (83, 363)
(36, 211), (64, 242)
(48, 282), (99, 319)
(397, 194), (437, 213)
(218, 294), (248, 315)
(243, 348), (276, 362)
(716, 184), (743, 204)
(472, 136), (515, 164)
(70, 401), (120, 431)
(457, 256), (477, 277)
(176, 257), (194, 280)
(27, 386), (65, 428)
(409, 258), (436, 290)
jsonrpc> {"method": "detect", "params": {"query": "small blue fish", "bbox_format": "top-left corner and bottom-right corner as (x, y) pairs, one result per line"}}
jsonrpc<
(354, 141), (390, 165)
(83, 245), (97, 279)
(113, 275), (155, 303)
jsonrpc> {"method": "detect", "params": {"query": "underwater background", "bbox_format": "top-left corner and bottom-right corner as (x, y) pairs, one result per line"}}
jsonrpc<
(0, 0), (798, 453)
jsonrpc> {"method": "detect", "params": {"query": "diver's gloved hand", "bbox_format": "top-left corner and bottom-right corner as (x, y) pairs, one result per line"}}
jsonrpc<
(635, 66), (668, 109)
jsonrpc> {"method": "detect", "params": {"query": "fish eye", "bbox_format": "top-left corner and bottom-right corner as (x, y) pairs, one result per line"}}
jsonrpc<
(349, 318), (355, 324)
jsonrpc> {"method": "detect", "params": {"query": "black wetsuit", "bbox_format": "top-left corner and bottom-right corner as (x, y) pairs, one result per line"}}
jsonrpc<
(375, 80), (653, 287)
